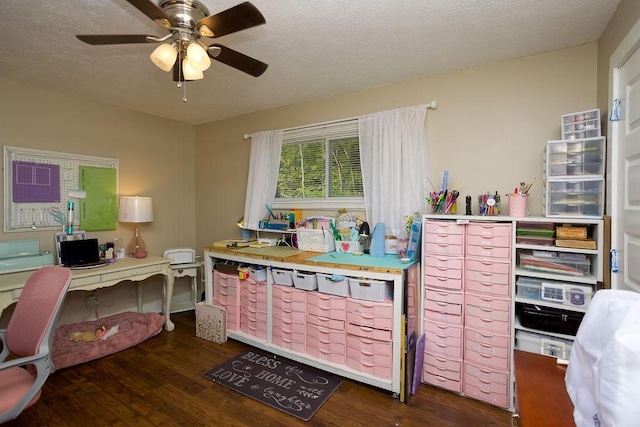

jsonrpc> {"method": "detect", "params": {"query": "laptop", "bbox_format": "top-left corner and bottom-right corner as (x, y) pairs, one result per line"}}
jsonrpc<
(60, 238), (108, 269)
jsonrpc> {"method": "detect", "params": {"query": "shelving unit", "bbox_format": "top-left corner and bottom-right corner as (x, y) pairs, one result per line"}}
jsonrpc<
(420, 214), (605, 410)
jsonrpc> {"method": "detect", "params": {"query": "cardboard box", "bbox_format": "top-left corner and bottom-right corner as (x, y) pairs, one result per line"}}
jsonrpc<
(195, 302), (227, 344)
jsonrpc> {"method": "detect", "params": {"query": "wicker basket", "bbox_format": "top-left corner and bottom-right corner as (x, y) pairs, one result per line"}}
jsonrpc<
(296, 228), (336, 253)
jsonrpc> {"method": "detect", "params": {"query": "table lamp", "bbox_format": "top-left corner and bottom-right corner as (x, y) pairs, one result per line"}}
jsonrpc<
(118, 196), (153, 258)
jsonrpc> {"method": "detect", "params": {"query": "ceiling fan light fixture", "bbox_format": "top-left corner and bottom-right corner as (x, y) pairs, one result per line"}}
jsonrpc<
(182, 58), (204, 80)
(150, 43), (178, 72)
(186, 42), (211, 71)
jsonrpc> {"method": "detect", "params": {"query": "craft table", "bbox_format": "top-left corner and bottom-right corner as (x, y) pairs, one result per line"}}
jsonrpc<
(0, 255), (176, 331)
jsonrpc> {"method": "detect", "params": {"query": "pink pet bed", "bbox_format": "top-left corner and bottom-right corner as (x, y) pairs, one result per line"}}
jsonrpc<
(52, 311), (166, 370)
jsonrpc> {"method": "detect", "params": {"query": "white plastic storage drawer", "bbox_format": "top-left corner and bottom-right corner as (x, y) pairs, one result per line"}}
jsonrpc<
(272, 268), (293, 286)
(544, 178), (604, 218)
(316, 273), (350, 297)
(515, 330), (573, 359)
(561, 109), (600, 140)
(545, 137), (605, 177)
(348, 278), (392, 302)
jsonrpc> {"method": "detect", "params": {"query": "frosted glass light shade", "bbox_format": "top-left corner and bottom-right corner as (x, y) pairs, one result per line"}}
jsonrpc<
(118, 197), (154, 223)
(186, 42), (211, 71)
(150, 43), (177, 72)
(182, 59), (204, 80)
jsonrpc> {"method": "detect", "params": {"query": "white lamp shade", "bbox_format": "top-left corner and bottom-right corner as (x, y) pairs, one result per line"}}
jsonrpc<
(118, 197), (154, 223)
(182, 58), (204, 80)
(186, 42), (211, 72)
(150, 43), (178, 72)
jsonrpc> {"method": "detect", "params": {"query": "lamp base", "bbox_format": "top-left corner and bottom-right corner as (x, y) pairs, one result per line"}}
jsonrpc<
(127, 224), (148, 258)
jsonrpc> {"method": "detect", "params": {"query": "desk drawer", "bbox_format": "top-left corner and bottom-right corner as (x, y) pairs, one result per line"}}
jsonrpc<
(101, 264), (162, 282)
(68, 275), (102, 289)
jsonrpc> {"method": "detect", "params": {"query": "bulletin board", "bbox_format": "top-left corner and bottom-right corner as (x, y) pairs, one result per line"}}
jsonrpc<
(3, 146), (118, 232)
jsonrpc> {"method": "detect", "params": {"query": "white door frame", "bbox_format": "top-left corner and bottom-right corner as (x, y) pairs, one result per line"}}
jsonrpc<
(608, 18), (640, 290)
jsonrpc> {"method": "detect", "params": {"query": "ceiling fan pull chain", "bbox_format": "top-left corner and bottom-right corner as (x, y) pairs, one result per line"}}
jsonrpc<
(183, 81), (188, 102)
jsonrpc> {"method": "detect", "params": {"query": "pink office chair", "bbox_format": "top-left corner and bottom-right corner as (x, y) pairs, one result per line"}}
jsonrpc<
(0, 265), (72, 423)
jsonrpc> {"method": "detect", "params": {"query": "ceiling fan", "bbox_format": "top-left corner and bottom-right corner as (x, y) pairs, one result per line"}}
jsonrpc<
(76, 0), (268, 82)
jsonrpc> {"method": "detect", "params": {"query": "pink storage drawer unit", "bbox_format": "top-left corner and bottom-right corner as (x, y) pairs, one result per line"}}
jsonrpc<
(214, 298), (240, 330)
(423, 354), (462, 382)
(346, 334), (392, 358)
(465, 244), (510, 259)
(347, 298), (393, 322)
(423, 242), (465, 257)
(424, 264), (462, 280)
(307, 293), (347, 320)
(464, 343), (509, 371)
(240, 313), (267, 339)
(465, 327), (510, 349)
(464, 309), (510, 334)
(273, 306), (306, 324)
(466, 234), (511, 250)
(424, 273), (463, 291)
(424, 299), (463, 317)
(465, 303), (510, 323)
(465, 294), (510, 315)
(424, 220), (465, 235)
(425, 288), (464, 305)
(424, 328), (463, 358)
(464, 361), (509, 390)
(423, 255), (464, 271)
(423, 306), (463, 326)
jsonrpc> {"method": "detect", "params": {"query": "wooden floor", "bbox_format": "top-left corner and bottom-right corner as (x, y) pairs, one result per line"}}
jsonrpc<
(7, 311), (511, 426)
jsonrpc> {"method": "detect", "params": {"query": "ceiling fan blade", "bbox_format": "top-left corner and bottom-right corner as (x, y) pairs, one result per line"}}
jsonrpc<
(208, 44), (268, 77)
(76, 34), (156, 45)
(197, 2), (265, 38)
(124, 0), (171, 27)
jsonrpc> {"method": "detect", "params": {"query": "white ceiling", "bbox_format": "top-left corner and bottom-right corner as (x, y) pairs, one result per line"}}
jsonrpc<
(0, 0), (622, 125)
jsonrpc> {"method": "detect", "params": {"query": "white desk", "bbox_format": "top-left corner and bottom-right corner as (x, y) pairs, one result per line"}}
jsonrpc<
(0, 255), (176, 331)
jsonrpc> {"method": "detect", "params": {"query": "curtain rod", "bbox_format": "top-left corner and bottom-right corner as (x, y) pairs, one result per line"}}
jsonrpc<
(242, 100), (438, 139)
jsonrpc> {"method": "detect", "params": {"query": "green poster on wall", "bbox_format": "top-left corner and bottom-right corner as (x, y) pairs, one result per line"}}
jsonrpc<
(79, 166), (117, 231)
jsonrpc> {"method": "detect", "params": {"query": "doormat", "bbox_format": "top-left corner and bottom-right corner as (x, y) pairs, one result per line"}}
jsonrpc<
(203, 349), (342, 421)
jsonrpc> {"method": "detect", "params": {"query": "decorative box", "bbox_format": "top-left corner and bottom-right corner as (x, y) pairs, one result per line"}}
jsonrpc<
(195, 302), (227, 344)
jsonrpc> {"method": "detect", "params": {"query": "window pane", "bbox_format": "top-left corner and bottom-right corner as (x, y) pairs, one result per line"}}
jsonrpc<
(329, 137), (362, 197)
(277, 140), (326, 198)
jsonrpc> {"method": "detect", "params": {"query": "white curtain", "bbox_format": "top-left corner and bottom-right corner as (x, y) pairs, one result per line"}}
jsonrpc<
(243, 130), (283, 230)
(358, 105), (430, 236)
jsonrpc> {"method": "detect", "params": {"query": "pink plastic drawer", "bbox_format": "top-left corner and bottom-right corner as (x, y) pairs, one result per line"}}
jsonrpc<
(424, 354), (462, 381)
(466, 234), (511, 249)
(240, 313), (267, 339)
(307, 341), (346, 365)
(272, 332), (306, 353)
(465, 311), (510, 334)
(424, 299), (463, 316)
(424, 264), (463, 280)
(425, 288), (464, 305)
(307, 313), (346, 331)
(347, 344), (392, 368)
(424, 220), (465, 235)
(424, 274), (463, 291)
(465, 279), (510, 297)
(346, 334), (392, 358)
(424, 321), (463, 339)
(464, 346), (509, 371)
(465, 244), (510, 259)
(425, 232), (464, 246)
(240, 305), (267, 323)
(346, 310), (393, 333)
(240, 296), (266, 314)
(423, 242), (464, 257)
(273, 306), (306, 324)
(465, 294), (510, 314)
(273, 287), (306, 312)
(424, 255), (463, 270)
(465, 268), (510, 286)
(422, 371), (461, 393)
(465, 327), (510, 349)
(465, 302), (509, 322)
(307, 293), (347, 320)
(346, 349), (392, 379)
(425, 331), (462, 358)
(242, 279), (267, 300)
(347, 299), (393, 320)
(466, 258), (510, 275)
(464, 337), (510, 361)
(308, 323), (346, 346)
(462, 381), (509, 408)
(423, 309), (463, 326)
(466, 223), (511, 238)
(464, 361), (509, 390)
(346, 323), (392, 342)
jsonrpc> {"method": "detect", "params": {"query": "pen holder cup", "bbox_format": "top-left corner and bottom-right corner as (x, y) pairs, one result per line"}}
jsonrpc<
(508, 194), (529, 217)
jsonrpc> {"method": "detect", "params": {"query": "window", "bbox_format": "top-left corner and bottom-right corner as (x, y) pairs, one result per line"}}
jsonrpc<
(273, 119), (363, 210)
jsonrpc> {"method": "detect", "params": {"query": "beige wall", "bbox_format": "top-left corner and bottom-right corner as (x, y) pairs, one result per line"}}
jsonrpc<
(0, 76), (197, 324)
(195, 43), (598, 251)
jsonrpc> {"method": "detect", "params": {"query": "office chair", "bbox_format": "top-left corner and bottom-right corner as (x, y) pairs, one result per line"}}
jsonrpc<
(0, 265), (72, 423)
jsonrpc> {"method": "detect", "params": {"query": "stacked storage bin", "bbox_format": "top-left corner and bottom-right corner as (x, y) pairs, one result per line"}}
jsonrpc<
(306, 292), (347, 364)
(544, 109), (605, 218)
(272, 282), (307, 353)
(463, 223), (512, 409)
(240, 268), (267, 339)
(213, 270), (241, 331)
(421, 220), (465, 392)
(345, 298), (394, 379)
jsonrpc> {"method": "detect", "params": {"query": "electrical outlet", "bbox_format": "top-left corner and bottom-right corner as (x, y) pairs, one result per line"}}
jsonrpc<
(86, 294), (99, 308)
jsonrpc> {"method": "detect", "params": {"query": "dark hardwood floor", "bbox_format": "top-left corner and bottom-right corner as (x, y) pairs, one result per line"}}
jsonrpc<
(6, 311), (511, 426)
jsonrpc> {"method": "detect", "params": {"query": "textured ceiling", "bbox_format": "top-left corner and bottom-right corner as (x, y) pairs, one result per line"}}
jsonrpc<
(0, 0), (622, 125)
